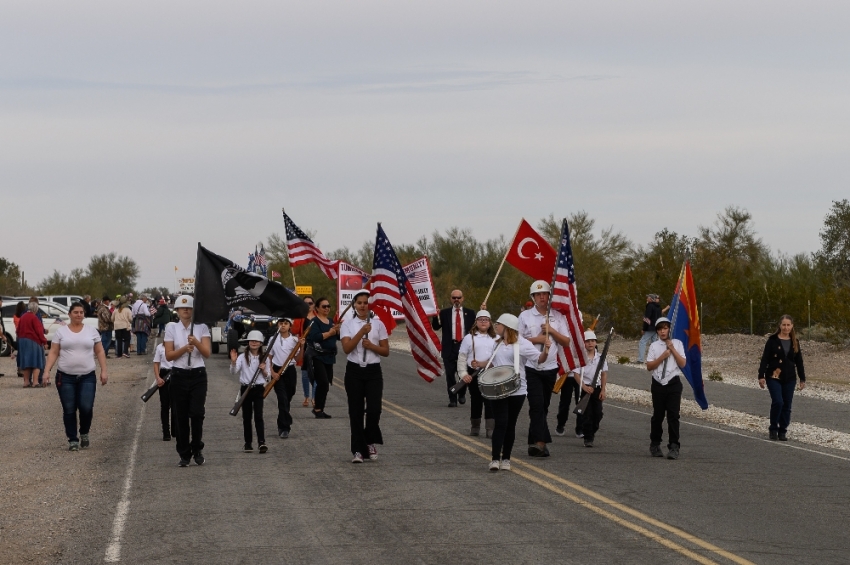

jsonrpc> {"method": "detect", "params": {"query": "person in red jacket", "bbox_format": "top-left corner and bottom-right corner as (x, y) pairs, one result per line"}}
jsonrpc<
(17, 300), (47, 387)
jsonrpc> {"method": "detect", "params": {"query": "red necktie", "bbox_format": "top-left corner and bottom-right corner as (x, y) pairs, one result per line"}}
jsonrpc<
(454, 308), (462, 341)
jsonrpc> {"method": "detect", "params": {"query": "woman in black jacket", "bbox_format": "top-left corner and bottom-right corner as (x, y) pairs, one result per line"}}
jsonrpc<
(758, 315), (806, 441)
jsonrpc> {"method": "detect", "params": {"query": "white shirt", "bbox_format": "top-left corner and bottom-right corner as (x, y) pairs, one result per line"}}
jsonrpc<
(458, 333), (497, 368)
(340, 315), (388, 365)
(230, 352), (270, 386)
(647, 339), (686, 385)
(153, 343), (173, 371)
(517, 307), (569, 371)
(576, 351), (609, 386)
(131, 299), (150, 318)
(164, 321), (211, 369)
(488, 336), (541, 396)
(54, 325), (100, 375)
(268, 333), (299, 368)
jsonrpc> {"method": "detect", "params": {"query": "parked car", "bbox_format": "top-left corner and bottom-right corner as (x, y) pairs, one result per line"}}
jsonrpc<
(12, 295), (84, 307)
(0, 301), (98, 356)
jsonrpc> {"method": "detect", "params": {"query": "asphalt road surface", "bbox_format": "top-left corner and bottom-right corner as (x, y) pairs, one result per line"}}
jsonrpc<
(69, 351), (850, 564)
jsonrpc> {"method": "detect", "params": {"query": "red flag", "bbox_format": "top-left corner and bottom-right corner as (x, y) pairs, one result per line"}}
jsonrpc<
(505, 219), (556, 281)
(369, 225), (442, 382)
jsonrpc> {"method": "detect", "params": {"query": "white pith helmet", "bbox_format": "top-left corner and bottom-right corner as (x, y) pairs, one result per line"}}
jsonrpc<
(530, 280), (551, 295)
(495, 313), (519, 330)
(174, 295), (194, 309)
(476, 310), (491, 319)
(247, 330), (265, 342)
(584, 330), (597, 341)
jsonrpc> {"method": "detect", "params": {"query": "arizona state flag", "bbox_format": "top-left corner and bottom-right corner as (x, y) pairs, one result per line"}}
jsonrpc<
(194, 244), (310, 326)
(505, 219), (557, 281)
(670, 260), (708, 410)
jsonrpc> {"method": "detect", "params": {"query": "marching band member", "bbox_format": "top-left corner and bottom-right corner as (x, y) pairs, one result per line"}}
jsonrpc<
(164, 295), (212, 467)
(575, 331), (608, 447)
(456, 311), (497, 436)
(488, 313), (550, 472)
(267, 318), (305, 439)
(554, 371), (582, 438)
(646, 316), (686, 460)
(340, 289), (389, 464)
(152, 340), (175, 441)
(230, 330), (270, 453)
(518, 280), (571, 457)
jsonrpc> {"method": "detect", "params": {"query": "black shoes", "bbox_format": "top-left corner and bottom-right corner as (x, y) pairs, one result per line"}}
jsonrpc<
(178, 458), (190, 467)
(163, 433), (172, 441)
(458, 395), (466, 405)
(528, 444), (549, 457)
(80, 434), (90, 449)
(259, 443), (268, 454)
(279, 430), (289, 439)
(650, 444), (663, 457)
(778, 432), (788, 441)
(769, 431), (778, 441)
(584, 440), (593, 448)
(244, 443), (254, 452)
(193, 451), (205, 466)
(313, 410), (332, 419)
(447, 401), (457, 408)
(667, 444), (680, 460)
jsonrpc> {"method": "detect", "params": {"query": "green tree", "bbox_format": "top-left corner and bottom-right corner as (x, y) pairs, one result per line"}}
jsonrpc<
(815, 199), (850, 284)
(37, 253), (139, 298)
(0, 258), (31, 295)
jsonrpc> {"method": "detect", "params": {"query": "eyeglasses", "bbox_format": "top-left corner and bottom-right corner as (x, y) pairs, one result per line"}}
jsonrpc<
(319, 304), (330, 309)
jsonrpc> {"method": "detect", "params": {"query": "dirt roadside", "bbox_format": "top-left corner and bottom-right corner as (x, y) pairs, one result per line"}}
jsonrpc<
(0, 352), (152, 564)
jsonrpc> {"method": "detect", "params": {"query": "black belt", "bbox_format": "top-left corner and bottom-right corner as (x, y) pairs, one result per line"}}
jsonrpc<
(172, 367), (206, 375)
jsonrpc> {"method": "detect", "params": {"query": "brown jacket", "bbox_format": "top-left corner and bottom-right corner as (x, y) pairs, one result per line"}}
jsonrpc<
(97, 304), (114, 332)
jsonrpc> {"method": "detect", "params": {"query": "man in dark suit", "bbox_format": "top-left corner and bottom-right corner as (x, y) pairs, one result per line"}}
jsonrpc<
(431, 289), (476, 407)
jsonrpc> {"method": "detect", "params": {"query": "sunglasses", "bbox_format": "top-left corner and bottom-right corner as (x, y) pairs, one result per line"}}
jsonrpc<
(319, 304), (330, 309)
(451, 296), (463, 300)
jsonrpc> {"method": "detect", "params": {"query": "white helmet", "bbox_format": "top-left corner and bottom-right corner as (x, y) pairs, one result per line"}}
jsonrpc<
(495, 313), (519, 331)
(174, 295), (194, 309)
(247, 330), (265, 342)
(530, 280), (551, 295)
(476, 310), (491, 319)
(584, 330), (597, 341)
(655, 316), (671, 328)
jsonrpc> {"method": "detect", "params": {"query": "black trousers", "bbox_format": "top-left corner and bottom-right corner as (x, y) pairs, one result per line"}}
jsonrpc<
(556, 377), (581, 433)
(312, 361), (333, 412)
(171, 368), (208, 460)
(115, 328), (131, 357)
(240, 384), (265, 445)
(157, 369), (176, 436)
(650, 377), (682, 448)
(580, 388), (604, 441)
(466, 368), (491, 420)
(272, 364), (297, 432)
(526, 367), (557, 445)
(442, 342), (464, 402)
(344, 361), (383, 456)
(490, 395), (526, 460)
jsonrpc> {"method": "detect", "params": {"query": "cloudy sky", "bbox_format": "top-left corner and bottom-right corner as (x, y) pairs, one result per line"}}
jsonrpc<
(2, 1), (847, 291)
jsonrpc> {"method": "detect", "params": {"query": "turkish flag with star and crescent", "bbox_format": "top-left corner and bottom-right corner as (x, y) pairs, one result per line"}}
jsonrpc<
(505, 219), (557, 281)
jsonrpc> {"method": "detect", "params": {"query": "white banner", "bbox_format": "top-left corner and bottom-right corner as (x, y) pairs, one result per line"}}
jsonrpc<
(336, 256), (439, 321)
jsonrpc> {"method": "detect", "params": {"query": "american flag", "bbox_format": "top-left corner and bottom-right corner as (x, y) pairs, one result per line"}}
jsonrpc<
(255, 244), (268, 276)
(271, 271), (281, 279)
(550, 218), (589, 371)
(283, 211), (339, 279)
(405, 268), (429, 284)
(370, 225), (442, 382)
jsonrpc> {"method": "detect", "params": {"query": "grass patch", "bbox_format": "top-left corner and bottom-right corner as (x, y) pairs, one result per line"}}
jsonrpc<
(707, 370), (723, 382)
(617, 356), (631, 365)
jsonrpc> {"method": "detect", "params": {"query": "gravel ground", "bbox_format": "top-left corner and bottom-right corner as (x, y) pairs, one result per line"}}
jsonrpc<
(0, 352), (151, 564)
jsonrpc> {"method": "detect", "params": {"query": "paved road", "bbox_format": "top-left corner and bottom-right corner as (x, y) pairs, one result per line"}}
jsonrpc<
(71, 351), (850, 564)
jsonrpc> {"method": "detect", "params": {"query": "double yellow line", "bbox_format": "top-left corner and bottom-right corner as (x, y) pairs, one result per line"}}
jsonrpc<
(383, 399), (755, 565)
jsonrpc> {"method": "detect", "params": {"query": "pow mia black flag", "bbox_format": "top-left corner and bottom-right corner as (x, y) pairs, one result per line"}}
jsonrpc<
(194, 244), (310, 325)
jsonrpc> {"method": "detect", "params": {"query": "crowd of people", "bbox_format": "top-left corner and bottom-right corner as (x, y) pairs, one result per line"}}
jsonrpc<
(2, 282), (808, 469)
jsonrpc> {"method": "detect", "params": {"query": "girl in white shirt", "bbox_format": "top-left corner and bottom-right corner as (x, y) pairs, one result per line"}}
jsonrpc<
(267, 318), (305, 439)
(456, 310), (498, 437)
(152, 342), (175, 441)
(487, 313), (549, 472)
(339, 289), (389, 464)
(230, 330), (270, 453)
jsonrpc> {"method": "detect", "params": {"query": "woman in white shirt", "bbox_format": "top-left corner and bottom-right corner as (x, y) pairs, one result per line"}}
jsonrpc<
(230, 330), (270, 453)
(340, 289), (389, 464)
(456, 311), (497, 437)
(487, 313), (549, 472)
(43, 302), (108, 451)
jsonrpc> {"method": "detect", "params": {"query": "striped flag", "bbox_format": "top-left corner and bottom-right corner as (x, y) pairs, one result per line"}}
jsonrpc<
(283, 211), (339, 279)
(271, 271), (281, 279)
(550, 218), (589, 371)
(369, 224), (442, 382)
(255, 244), (268, 276)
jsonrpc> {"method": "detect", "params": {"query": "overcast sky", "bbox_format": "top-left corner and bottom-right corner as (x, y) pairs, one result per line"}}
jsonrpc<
(2, 1), (847, 291)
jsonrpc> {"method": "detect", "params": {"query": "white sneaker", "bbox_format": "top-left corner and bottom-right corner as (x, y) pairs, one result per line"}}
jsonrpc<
(489, 460), (500, 472)
(500, 460), (511, 471)
(367, 444), (378, 460)
(352, 452), (364, 464)
(576, 433), (584, 438)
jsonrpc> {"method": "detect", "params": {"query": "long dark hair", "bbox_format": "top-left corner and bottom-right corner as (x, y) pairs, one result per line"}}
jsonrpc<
(244, 342), (265, 363)
(774, 314), (799, 353)
(471, 318), (497, 338)
(14, 301), (25, 317)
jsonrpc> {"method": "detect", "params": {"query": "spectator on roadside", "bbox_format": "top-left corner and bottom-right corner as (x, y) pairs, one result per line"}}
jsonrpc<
(294, 296), (317, 407)
(112, 296), (133, 358)
(17, 300), (47, 387)
(43, 302), (108, 451)
(638, 294), (661, 364)
(13, 301), (26, 377)
(131, 294), (152, 355)
(97, 296), (114, 358)
(152, 298), (171, 336)
(758, 315), (806, 441)
(0, 297), (7, 377)
(82, 295), (95, 317)
(306, 297), (340, 419)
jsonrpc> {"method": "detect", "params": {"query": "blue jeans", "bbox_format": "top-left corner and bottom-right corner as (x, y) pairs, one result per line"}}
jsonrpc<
(56, 371), (97, 442)
(136, 332), (149, 354)
(100, 331), (113, 355)
(766, 378), (796, 433)
(638, 331), (657, 363)
(301, 368), (315, 399)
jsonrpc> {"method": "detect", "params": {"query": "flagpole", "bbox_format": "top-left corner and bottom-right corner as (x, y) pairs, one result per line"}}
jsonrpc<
(482, 219), (524, 307)
(188, 243), (200, 367)
(542, 218), (566, 349)
(668, 255), (689, 335)
(282, 208), (298, 290)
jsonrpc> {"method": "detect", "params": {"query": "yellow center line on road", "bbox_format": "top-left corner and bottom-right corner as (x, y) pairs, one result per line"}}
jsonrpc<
(383, 399), (756, 565)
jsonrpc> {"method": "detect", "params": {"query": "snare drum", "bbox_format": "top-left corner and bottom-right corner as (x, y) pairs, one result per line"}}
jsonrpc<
(478, 366), (521, 400)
